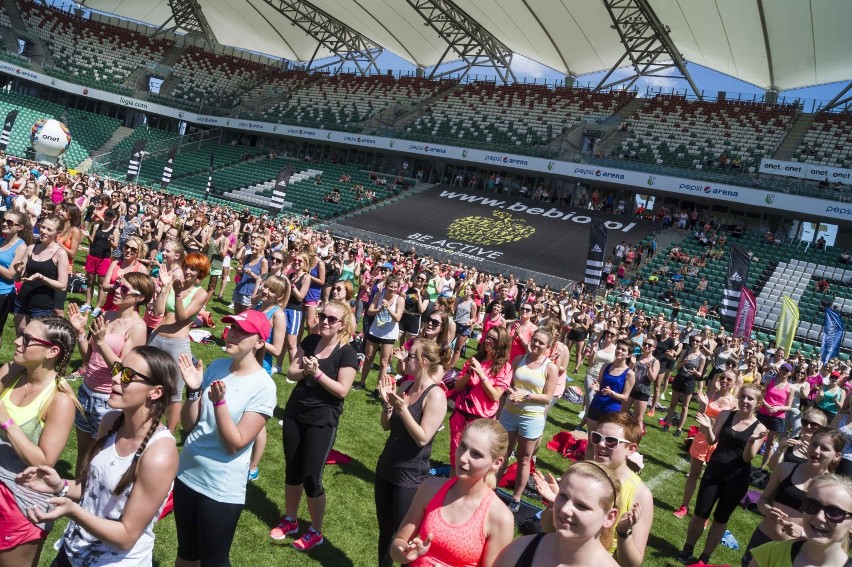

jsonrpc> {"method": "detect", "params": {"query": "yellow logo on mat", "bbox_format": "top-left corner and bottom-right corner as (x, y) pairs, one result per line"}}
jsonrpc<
(447, 211), (535, 246)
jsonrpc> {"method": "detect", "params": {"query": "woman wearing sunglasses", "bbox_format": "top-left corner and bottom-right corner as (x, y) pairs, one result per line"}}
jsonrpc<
(175, 310), (275, 566)
(623, 336), (660, 432)
(18, 346), (179, 567)
(14, 215), (69, 334)
(271, 301), (356, 551)
(67, 272), (153, 475)
(0, 316), (78, 567)
(586, 339), (636, 434)
(741, 427), (843, 566)
(450, 327), (512, 469)
(98, 236), (149, 313)
(660, 334), (707, 437)
(0, 211), (30, 347)
(748, 473), (852, 567)
(577, 327), (618, 427)
(678, 384), (768, 565)
(766, 408), (828, 470)
(508, 302), (537, 363)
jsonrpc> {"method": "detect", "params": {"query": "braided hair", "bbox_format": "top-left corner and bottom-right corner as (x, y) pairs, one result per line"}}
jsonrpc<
(31, 316), (82, 419)
(78, 346), (179, 495)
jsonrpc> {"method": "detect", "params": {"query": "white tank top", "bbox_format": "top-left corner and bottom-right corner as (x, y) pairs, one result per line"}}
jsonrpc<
(62, 427), (174, 566)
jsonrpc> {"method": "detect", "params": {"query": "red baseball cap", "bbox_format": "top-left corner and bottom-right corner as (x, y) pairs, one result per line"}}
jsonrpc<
(222, 310), (271, 342)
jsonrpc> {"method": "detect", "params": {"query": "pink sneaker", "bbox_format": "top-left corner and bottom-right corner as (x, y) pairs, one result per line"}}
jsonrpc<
(269, 516), (298, 540)
(673, 505), (688, 518)
(293, 528), (324, 551)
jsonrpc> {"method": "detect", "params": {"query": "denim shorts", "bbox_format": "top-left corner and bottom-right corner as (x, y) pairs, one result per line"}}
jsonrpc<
(499, 409), (546, 440)
(74, 383), (113, 437)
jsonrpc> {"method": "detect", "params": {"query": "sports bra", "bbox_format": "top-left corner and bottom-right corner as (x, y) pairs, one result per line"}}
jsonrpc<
(0, 374), (56, 442)
(516, 533), (545, 567)
(774, 463), (807, 509)
(165, 286), (202, 313)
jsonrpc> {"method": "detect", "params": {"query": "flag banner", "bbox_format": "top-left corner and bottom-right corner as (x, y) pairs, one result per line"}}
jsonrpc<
(721, 243), (751, 332)
(125, 139), (147, 181)
(583, 218), (608, 289)
(270, 165), (294, 210)
(205, 153), (214, 196)
(775, 295), (799, 355)
(820, 308), (845, 366)
(733, 287), (757, 339)
(160, 146), (178, 189)
(0, 110), (18, 151)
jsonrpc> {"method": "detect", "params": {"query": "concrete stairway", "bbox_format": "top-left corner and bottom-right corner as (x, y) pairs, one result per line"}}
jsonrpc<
(772, 113), (817, 161)
(223, 168), (322, 207)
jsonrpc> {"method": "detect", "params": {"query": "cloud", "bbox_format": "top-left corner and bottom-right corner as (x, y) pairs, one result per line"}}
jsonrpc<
(510, 55), (560, 80)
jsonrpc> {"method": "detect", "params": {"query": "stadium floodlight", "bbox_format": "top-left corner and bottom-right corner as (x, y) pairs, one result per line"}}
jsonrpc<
(595, 0), (701, 99)
(261, 0), (382, 76)
(161, 0), (218, 45)
(407, 0), (516, 85)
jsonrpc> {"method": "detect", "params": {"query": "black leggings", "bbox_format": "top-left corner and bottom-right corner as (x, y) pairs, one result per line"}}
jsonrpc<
(282, 417), (336, 498)
(50, 547), (73, 567)
(741, 527), (773, 567)
(374, 475), (419, 567)
(693, 472), (749, 523)
(173, 479), (244, 567)
(0, 292), (14, 339)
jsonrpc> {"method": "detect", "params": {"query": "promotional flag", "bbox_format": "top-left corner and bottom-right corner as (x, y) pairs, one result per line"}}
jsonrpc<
(0, 110), (18, 151)
(205, 153), (214, 197)
(125, 139), (147, 181)
(160, 146), (178, 189)
(270, 165), (294, 210)
(775, 295), (799, 355)
(820, 308), (845, 366)
(583, 218), (608, 290)
(721, 243), (751, 332)
(733, 287), (756, 339)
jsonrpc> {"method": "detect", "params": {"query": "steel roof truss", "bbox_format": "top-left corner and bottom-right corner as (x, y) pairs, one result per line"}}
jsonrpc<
(166, 0), (218, 45)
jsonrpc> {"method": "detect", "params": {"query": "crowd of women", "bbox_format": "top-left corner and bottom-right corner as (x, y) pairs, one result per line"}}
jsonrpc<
(0, 156), (851, 567)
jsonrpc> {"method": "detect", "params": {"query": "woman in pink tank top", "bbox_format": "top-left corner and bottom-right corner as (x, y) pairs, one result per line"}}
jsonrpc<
(391, 419), (514, 567)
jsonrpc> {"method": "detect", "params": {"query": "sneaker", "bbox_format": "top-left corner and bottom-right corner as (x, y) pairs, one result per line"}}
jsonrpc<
(247, 468), (259, 482)
(228, 303), (235, 310)
(655, 402), (667, 411)
(270, 516), (299, 540)
(673, 505), (688, 518)
(660, 393), (666, 401)
(675, 551), (697, 564)
(271, 366), (280, 374)
(91, 307), (102, 318)
(507, 499), (521, 513)
(79, 304), (92, 313)
(292, 528), (324, 551)
(352, 382), (364, 390)
(673, 429), (683, 437)
(662, 424), (670, 432)
(658, 418), (668, 426)
(646, 409), (655, 417)
(577, 410), (586, 420)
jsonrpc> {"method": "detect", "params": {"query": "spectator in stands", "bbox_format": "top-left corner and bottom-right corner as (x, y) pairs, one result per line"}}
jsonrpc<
(840, 250), (850, 265)
(817, 278), (831, 293)
(817, 236), (827, 250)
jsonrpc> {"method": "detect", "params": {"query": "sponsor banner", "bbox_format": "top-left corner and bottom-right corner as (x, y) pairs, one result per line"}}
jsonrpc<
(205, 153), (214, 195)
(0, 61), (850, 222)
(721, 244), (751, 332)
(126, 139), (146, 181)
(0, 109), (17, 150)
(820, 308), (845, 366)
(733, 287), (756, 339)
(338, 185), (654, 280)
(760, 158), (852, 183)
(776, 296), (799, 355)
(584, 218), (608, 289)
(270, 165), (294, 209)
(160, 145), (178, 189)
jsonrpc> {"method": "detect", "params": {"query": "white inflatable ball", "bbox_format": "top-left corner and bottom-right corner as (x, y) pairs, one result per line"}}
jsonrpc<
(31, 118), (71, 157)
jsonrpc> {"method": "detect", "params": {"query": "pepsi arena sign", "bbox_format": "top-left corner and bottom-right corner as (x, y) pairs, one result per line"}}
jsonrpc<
(286, 127), (317, 137)
(571, 167), (624, 180)
(407, 143), (447, 154)
(679, 183), (739, 197)
(484, 155), (529, 166)
(343, 135), (376, 145)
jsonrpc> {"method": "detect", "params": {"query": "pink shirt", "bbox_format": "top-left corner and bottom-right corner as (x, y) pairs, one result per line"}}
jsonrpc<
(760, 379), (790, 418)
(454, 359), (512, 418)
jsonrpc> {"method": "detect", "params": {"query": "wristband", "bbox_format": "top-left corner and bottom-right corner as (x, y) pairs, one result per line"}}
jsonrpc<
(56, 479), (69, 498)
(213, 399), (227, 407)
(315, 371), (324, 382)
(186, 388), (201, 401)
(0, 418), (13, 430)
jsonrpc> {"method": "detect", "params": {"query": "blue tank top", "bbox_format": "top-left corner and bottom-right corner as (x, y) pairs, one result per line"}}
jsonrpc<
(590, 364), (630, 414)
(259, 304), (280, 374)
(0, 238), (23, 294)
(305, 262), (322, 303)
(234, 254), (263, 297)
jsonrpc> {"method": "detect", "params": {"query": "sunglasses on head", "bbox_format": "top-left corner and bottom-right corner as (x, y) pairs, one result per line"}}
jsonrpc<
(801, 497), (852, 523)
(590, 431), (631, 449)
(112, 361), (155, 385)
(21, 333), (56, 350)
(317, 313), (340, 325)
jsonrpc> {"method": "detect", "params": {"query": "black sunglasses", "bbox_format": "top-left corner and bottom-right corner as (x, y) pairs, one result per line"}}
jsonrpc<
(112, 361), (156, 385)
(317, 313), (340, 325)
(801, 497), (852, 523)
(21, 333), (56, 350)
(802, 419), (822, 429)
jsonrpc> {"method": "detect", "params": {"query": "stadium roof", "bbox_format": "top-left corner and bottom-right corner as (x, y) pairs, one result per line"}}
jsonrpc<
(83, 0), (852, 91)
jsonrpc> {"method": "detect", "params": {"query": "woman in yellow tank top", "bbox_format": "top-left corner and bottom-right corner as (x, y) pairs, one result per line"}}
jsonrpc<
(0, 316), (78, 567)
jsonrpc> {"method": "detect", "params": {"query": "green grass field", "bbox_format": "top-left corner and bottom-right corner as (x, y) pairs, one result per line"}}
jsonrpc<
(21, 267), (762, 567)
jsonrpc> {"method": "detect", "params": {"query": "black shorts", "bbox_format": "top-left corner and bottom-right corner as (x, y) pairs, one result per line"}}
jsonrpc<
(629, 386), (651, 402)
(671, 373), (696, 395)
(399, 313), (421, 335)
(367, 333), (397, 346)
(757, 412), (785, 433)
(658, 358), (676, 372)
(567, 329), (587, 342)
(455, 323), (472, 338)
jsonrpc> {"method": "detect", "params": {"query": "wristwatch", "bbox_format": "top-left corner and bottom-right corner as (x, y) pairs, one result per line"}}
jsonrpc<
(617, 526), (633, 539)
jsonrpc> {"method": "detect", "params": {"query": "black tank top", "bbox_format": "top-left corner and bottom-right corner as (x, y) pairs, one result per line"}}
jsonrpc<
(516, 533), (545, 567)
(774, 463), (807, 509)
(89, 224), (115, 258)
(18, 248), (60, 310)
(706, 411), (760, 481)
(286, 273), (307, 308)
(375, 383), (440, 488)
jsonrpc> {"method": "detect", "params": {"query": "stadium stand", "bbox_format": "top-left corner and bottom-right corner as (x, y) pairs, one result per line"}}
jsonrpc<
(164, 47), (268, 108)
(18, 1), (170, 92)
(263, 74), (454, 131)
(401, 83), (635, 150)
(617, 95), (798, 172)
(61, 108), (121, 169)
(0, 90), (64, 155)
(794, 112), (852, 168)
